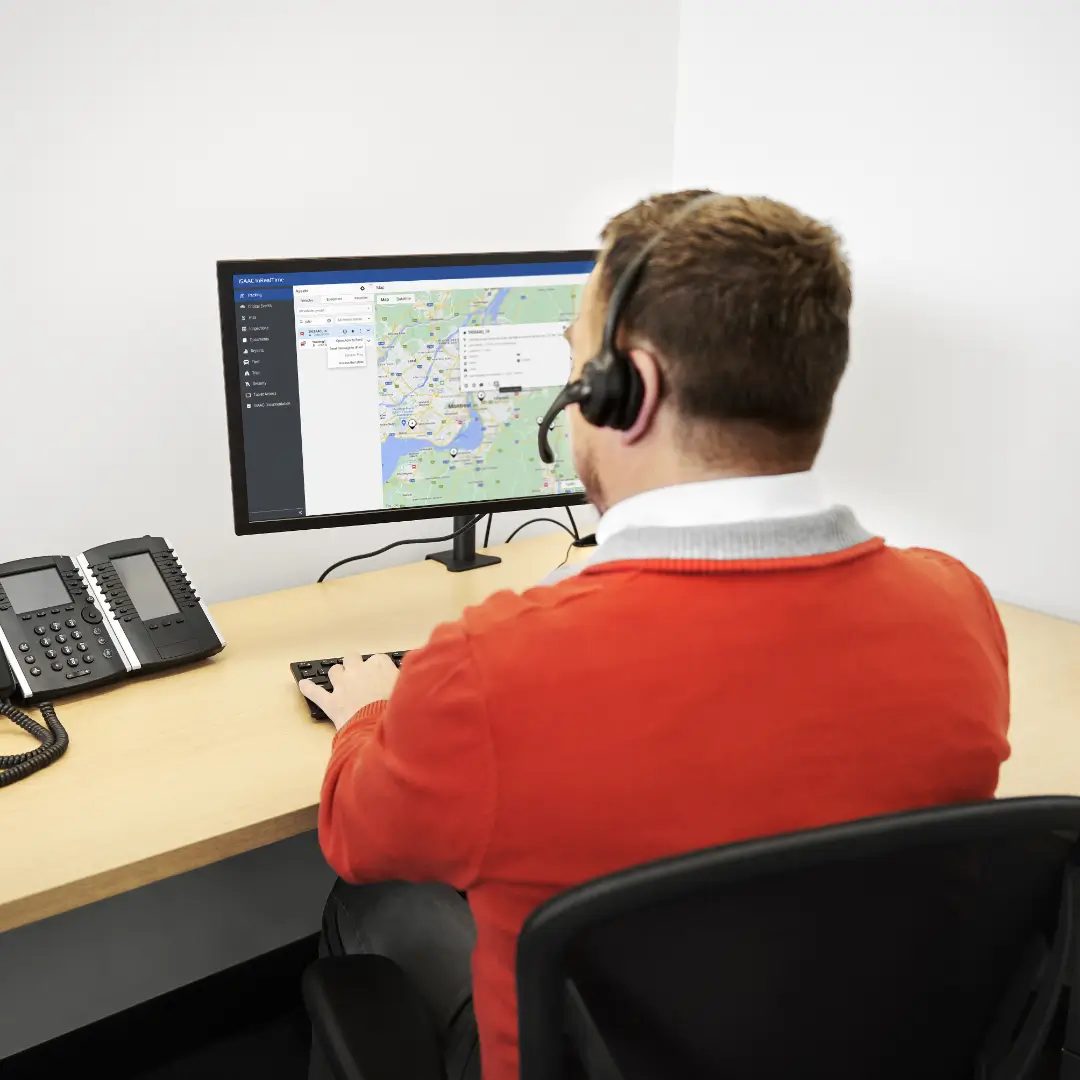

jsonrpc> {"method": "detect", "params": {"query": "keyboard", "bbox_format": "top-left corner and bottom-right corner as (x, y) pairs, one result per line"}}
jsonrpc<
(290, 652), (409, 721)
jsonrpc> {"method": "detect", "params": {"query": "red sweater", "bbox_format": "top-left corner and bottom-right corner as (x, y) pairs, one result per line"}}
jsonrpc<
(319, 539), (1010, 1080)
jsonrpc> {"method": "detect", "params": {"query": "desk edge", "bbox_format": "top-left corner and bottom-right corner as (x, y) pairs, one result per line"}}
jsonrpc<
(0, 804), (319, 934)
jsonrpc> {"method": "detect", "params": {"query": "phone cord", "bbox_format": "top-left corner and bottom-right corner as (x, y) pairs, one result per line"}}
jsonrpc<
(0, 700), (69, 787)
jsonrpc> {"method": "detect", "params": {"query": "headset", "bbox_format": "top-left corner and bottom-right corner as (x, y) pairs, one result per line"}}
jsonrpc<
(537, 191), (724, 464)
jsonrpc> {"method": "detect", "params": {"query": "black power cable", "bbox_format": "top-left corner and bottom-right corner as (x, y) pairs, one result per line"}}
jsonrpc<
(565, 506), (580, 541)
(317, 513), (488, 583)
(503, 517), (577, 545)
(484, 508), (580, 547)
(552, 539), (576, 574)
(0, 700), (69, 788)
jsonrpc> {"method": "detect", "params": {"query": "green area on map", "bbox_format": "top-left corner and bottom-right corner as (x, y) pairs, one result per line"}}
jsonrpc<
(378, 284), (585, 508)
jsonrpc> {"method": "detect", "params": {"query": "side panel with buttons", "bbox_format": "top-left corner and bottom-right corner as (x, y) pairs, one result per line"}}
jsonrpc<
(78, 535), (225, 675)
(0, 554), (130, 700)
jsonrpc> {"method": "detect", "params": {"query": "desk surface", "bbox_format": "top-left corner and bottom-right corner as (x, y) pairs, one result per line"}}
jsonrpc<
(1, 533), (1077, 933)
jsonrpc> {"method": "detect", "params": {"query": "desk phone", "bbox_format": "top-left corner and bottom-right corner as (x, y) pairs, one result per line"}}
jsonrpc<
(0, 535), (224, 702)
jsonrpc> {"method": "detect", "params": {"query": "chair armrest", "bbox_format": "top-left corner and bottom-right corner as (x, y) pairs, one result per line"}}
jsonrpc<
(302, 955), (445, 1080)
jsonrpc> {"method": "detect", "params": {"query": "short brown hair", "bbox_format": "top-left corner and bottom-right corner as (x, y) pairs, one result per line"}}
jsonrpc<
(600, 191), (852, 466)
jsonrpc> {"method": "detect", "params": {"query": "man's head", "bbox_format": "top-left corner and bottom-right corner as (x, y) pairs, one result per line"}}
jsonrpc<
(564, 191), (852, 512)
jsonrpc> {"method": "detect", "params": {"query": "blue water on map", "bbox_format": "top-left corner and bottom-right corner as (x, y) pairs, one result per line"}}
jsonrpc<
(379, 287), (512, 483)
(378, 289), (516, 483)
(381, 407), (485, 483)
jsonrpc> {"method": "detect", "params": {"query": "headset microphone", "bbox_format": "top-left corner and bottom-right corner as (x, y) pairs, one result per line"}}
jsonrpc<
(537, 191), (723, 466)
(537, 382), (590, 464)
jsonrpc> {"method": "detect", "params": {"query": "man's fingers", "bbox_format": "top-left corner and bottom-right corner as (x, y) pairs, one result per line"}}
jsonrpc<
(329, 652), (371, 687)
(328, 655), (360, 688)
(366, 653), (399, 673)
(299, 678), (332, 704)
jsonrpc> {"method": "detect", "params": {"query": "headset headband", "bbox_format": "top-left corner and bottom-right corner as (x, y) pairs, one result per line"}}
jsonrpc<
(537, 191), (724, 464)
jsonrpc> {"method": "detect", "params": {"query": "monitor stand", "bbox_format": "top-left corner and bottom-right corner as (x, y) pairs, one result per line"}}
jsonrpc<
(427, 515), (502, 573)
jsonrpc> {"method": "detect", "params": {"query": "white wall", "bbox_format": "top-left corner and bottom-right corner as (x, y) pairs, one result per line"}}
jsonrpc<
(0, 0), (682, 601)
(673, 0), (1080, 621)
(0, 1), (678, 1055)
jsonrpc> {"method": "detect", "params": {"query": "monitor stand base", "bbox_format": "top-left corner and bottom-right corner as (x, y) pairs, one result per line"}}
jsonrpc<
(426, 516), (502, 573)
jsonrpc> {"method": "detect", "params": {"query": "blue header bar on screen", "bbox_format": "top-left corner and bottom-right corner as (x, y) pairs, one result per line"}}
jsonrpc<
(231, 260), (594, 290)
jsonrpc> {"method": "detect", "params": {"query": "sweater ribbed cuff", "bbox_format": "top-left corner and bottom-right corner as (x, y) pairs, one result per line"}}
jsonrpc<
(333, 699), (388, 744)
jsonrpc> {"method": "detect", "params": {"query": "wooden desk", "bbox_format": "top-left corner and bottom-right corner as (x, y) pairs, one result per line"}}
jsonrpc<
(0, 533), (1076, 934)
(994, 603), (1080, 799)
(0, 534), (581, 934)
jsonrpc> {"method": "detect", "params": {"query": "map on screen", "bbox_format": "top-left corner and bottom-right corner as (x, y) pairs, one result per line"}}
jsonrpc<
(375, 283), (584, 509)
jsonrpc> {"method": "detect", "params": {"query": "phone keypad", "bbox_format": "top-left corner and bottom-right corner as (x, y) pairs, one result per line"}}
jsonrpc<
(2, 559), (126, 696)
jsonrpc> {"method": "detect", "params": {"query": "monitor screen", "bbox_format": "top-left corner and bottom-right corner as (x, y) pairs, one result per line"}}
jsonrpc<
(218, 252), (594, 533)
(112, 553), (180, 620)
(0, 567), (71, 613)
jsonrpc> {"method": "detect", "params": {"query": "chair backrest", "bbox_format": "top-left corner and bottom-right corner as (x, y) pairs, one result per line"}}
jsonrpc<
(516, 798), (1080, 1080)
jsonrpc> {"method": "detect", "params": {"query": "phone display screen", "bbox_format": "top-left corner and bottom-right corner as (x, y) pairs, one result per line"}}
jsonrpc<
(112, 554), (180, 620)
(0, 567), (71, 612)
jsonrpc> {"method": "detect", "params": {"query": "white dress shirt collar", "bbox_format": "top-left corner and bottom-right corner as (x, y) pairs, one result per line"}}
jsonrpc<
(595, 471), (828, 545)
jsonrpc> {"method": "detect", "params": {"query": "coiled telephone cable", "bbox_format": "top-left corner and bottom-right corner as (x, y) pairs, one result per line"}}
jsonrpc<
(0, 699), (69, 787)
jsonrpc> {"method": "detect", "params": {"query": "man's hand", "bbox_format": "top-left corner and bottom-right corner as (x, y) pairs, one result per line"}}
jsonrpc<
(300, 652), (400, 731)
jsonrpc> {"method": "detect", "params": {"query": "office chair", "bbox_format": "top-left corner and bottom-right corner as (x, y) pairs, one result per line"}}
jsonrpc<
(304, 797), (1080, 1080)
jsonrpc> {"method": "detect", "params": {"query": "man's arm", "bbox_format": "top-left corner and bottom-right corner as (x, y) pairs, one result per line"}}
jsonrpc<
(312, 621), (497, 890)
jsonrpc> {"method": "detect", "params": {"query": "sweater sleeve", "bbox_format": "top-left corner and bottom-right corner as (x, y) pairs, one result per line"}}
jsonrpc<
(318, 619), (496, 890)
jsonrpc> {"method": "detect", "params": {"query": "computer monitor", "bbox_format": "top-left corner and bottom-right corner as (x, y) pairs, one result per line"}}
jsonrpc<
(217, 251), (594, 544)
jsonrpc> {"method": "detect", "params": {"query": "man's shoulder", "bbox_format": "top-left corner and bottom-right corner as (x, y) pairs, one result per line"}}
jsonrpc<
(447, 541), (1004, 655)
(880, 544), (1006, 656)
(883, 544), (994, 598)
(459, 570), (614, 642)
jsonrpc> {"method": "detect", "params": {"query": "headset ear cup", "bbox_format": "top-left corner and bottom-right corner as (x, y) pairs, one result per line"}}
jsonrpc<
(577, 352), (644, 431)
(598, 351), (644, 431)
(615, 356), (645, 430)
(578, 355), (612, 426)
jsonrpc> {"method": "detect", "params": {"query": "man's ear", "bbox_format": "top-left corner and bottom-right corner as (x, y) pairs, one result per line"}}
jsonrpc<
(622, 348), (663, 445)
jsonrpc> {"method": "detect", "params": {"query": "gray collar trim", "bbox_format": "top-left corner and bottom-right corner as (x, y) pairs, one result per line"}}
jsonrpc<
(542, 506), (874, 585)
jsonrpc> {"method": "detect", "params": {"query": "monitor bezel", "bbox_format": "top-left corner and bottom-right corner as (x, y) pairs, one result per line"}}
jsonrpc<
(218, 249), (595, 536)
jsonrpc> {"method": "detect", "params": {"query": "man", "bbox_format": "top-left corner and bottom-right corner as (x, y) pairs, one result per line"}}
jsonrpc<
(302, 191), (1010, 1080)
